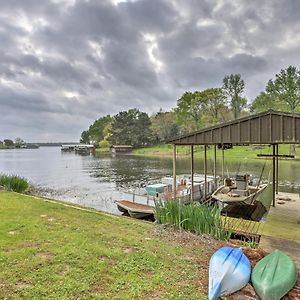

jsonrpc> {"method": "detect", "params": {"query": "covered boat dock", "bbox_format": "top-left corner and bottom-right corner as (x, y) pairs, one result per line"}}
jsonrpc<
(167, 110), (300, 207)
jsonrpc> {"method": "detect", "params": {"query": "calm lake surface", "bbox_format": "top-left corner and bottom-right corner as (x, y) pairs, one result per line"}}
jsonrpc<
(0, 147), (299, 214)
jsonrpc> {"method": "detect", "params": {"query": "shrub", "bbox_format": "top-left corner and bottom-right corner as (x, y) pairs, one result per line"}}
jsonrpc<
(154, 199), (229, 240)
(0, 175), (29, 193)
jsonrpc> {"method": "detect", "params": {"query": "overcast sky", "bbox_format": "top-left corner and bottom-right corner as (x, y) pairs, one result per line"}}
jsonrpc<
(1, 0), (300, 142)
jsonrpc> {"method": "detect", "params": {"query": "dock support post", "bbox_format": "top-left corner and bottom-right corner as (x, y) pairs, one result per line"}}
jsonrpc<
(222, 147), (225, 181)
(276, 144), (279, 194)
(173, 144), (177, 200)
(272, 144), (276, 207)
(191, 145), (194, 202)
(213, 144), (217, 188)
(204, 145), (207, 200)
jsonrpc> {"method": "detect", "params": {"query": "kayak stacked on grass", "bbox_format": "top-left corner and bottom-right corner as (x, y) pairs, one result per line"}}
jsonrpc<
(208, 247), (298, 300)
(208, 247), (251, 300)
(251, 249), (298, 300)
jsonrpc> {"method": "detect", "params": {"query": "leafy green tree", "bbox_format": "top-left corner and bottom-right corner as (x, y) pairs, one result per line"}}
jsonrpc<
(109, 109), (153, 148)
(266, 66), (300, 113)
(223, 74), (246, 119)
(175, 91), (209, 131)
(151, 110), (179, 143)
(87, 115), (112, 145)
(80, 130), (90, 144)
(204, 88), (227, 123)
(14, 137), (25, 147)
(99, 139), (110, 148)
(80, 115), (112, 145)
(250, 92), (288, 113)
(4, 139), (14, 147)
(265, 66), (300, 155)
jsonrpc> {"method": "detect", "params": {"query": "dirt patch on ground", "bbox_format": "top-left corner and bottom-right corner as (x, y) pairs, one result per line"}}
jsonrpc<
(35, 252), (54, 260)
(122, 246), (138, 254)
(15, 281), (33, 290)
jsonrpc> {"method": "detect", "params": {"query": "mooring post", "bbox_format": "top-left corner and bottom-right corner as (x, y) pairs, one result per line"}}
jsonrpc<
(173, 144), (177, 200)
(191, 145), (194, 201)
(272, 144), (276, 207)
(204, 145), (207, 200)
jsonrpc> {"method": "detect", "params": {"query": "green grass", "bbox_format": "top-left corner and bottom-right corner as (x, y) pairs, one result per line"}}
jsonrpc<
(155, 200), (230, 240)
(95, 147), (110, 153)
(134, 144), (296, 159)
(0, 175), (29, 193)
(0, 191), (221, 299)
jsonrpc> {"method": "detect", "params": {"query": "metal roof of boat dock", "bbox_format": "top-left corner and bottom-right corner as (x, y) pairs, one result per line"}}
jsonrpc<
(167, 110), (300, 145)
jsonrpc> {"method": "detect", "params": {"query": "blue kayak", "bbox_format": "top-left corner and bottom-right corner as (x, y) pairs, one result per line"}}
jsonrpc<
(209, 247), (251, 300)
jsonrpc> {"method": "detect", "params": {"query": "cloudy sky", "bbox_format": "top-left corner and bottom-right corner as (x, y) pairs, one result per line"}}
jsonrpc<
(1, 0), (300, 142)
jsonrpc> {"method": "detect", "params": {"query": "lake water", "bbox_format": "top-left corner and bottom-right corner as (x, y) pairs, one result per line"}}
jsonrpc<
(0, 147), (299, 214)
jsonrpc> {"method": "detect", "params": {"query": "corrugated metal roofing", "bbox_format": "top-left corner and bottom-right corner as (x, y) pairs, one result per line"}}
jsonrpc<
(167, 110), (300, 145)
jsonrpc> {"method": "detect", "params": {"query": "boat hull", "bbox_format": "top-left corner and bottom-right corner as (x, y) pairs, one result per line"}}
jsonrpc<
(115, 200), (154, 219)
(212, 184), (268, 205)
(209, 247), (251, 300)
(251, 250), (297, 300)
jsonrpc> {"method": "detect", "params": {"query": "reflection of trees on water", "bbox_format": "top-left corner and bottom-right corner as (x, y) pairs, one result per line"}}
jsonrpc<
(84, 154), (174, 188)
(83, 153), (300, 193)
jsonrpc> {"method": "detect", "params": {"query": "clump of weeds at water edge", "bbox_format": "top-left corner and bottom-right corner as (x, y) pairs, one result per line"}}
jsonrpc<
(0, 174), (29, 193)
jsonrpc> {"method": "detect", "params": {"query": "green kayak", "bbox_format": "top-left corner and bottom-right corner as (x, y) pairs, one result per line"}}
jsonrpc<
(251, 249), (298, 300)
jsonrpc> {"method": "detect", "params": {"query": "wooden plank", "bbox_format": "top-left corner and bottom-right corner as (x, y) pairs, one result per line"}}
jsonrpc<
(221, 216), (262, 238)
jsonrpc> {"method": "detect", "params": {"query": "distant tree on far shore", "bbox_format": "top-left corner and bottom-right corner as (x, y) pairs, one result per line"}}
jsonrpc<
(109, 108), (152, 148)
(223, 74), (247, 119)
(151, 110), (179, 143)
(80, 130), (90, 144)
(4, 139), (14, 147)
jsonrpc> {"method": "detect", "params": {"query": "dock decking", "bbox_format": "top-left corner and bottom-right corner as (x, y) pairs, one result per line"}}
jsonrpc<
(259, 192), (300, 269)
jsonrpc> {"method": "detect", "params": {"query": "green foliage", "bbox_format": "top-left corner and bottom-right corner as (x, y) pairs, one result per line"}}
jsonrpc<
(80, 130), (90, 144)
(109, 108), (153, 148)
(175, 91), (207, 131)
(155, 200), (229, 240)
(223, 74), (246, 119)
(151, 110), (179, 143)
(203, 88), (227, 123)
(0, 175), (29, 193)
(99, 139), (110, 148)
(175, 89), (228, 132)
(80, 115), (112, 145)
(3, 139), (14, 147)
(266, 65), (300, 113)
(251, 92), (287, 113)
(14, 137), (25, 147)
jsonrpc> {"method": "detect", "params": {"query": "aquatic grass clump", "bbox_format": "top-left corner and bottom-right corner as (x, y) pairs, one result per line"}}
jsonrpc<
(154, 199), (229, 240)
(0, 174), (29, 193)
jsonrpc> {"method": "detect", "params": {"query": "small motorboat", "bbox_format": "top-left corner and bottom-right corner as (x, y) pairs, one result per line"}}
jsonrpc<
(251, 249), (298, 300)
(212, 174), (268, 205)
(208, 247), (251, 300)
(115, 200), (154, 219)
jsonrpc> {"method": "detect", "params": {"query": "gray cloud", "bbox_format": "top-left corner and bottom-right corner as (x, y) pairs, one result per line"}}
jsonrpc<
(0, 0), (300, 142)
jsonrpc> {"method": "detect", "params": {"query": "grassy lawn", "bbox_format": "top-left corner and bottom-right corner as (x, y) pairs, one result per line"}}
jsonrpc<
(0, 191), (223, 299)
(133, 144), (296, 159)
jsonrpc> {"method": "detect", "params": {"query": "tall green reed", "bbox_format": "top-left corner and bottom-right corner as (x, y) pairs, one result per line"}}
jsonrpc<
(154, 199), (229, 240)
(0, 174), (29, 193)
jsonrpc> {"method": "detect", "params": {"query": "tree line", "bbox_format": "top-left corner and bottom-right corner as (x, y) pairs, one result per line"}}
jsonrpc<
(0, 138), (25, 148)
(81, 66), (300, 148)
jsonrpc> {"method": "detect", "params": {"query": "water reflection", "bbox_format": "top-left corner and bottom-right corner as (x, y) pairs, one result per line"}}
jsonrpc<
(0, 147), (299, 214)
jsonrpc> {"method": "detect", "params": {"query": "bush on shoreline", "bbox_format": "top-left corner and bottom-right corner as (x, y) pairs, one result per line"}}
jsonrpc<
(155, 199), (230, 240)
(0, 174), (29, 193)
